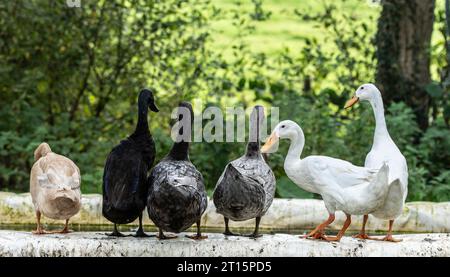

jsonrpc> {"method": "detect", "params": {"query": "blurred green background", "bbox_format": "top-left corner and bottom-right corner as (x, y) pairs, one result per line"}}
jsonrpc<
(0, 0), (448, 201)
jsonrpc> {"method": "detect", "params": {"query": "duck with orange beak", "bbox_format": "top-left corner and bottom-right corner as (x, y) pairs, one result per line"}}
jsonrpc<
(345, 83), (408, 242)
(261, 120), (397, 242)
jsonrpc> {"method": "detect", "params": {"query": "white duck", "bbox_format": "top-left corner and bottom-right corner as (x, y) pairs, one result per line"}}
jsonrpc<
(261, 120), (399, 242)
(30, 143), (82, 234)
(345, 83), (408, 242)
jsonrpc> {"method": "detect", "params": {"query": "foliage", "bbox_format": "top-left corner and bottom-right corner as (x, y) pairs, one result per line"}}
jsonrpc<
(0, 0), (213, 191)
(0, 0), (448, 203)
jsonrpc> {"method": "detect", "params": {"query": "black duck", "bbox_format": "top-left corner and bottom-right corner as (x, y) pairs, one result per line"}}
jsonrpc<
(102, 88), (158, 237)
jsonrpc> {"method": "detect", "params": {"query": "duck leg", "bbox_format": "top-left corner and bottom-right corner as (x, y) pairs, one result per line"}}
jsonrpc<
(377, 220), (402, 242)
(133, 213), (152, 237)
(353, 214), (372, 240)
(106, 223), (127, 237)
(223, 217), (240, 236)
(51, 219), (71, 234)
(157, 228), (177, 240)
(245, 217), (263, 238)
(32, 210), (48, 235)
(186, 220), (208, 240)
(324, 214), (351, 242)
(301, 213), (335, 240)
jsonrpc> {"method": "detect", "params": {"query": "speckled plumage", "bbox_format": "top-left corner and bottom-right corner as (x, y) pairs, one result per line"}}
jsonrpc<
(147, 158), (207, 233)
(147, 102), (207, 239)
(213, 154), (275, 221)
(213, 106), (276, 237)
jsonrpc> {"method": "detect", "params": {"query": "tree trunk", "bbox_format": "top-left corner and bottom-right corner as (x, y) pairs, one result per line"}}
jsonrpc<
(376, 0), (436, 131)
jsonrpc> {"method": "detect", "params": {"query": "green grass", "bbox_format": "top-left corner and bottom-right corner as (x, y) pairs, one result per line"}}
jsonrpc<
(209, 0), (381, 56)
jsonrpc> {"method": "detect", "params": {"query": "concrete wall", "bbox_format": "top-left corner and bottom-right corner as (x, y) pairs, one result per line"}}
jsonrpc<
(0, 231), (449, 257)
(1, 192), (450, 232)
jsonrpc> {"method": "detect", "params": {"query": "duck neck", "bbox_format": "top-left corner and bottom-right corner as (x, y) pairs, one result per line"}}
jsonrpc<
(169, 119), (191, 161)
(246, 111), (261, 157)
(168, 141), (189, 161)
(133, 98), (150, 137)
(286, 127), (305, 165)
(369, 94), (390, 148)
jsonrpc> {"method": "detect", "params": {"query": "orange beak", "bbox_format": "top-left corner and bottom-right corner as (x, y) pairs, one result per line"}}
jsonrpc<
(261, 132), (279, 153)
(344, 96), (359, 109)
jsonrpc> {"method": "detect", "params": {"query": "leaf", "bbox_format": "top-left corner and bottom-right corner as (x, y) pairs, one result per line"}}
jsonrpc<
(37, 80), (48, 93)
(425, 82), (443, 98)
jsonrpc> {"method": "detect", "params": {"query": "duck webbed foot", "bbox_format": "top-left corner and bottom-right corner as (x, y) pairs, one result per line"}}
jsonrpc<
(303, 232), (327, 240)
(32, 211), (49, 235)
(353, 215), (371, 240)
(322, 214), (351, 242)
(133, 229), (153, 238)
(223, 217), (241, 236)
(106, 224), (128, 237)
(353, 233), (371, 240)
(245, 232), (263, 239)
(371, 220), (402, 243)
(244, 217), (263, 239)
(51, 219), (71, 234)
(186, 221), (208, 240)
(301, 213), (336, 240)
(379, 234), (402, 242)
(157, 229), (177, 240)
(132, 214), (153, 237)
(223, 230), (240, 236)
(186, 234), (208, 240)
(32, 228), (50, 235)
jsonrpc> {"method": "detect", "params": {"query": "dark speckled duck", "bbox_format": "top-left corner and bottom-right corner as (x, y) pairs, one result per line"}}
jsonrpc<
(213, 106), (276, 238)
(147, 102), (208, 240)
(102, 88), (158, 237)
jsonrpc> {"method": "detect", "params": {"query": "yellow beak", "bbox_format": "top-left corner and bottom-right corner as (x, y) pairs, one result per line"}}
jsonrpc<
(344, 96), (359, 109)
(261, 132), (279, 153)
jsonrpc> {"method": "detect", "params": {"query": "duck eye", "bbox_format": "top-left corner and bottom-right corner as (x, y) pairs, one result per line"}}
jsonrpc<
(281, 125), (285, 128)
(361, 86), (365, 90)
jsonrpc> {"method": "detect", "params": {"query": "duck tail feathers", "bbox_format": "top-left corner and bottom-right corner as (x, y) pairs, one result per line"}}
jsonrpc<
(34, 142), (52, 161)
(368, 162), (390, 197)
(387, 178), (404, 202)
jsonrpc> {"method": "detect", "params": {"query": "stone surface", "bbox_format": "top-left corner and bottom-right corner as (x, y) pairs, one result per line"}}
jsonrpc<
(1, 192), (450, 232)
(0, 231), (449, 257)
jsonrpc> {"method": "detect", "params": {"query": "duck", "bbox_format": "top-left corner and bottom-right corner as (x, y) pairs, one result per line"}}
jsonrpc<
(30, 142), (81, 234)
(344, 83), (408, 242)
(102, 88), (159, 237)
(147, 102), (208, 240)
(261, 120), (399, 241)
(213, 106), (276, 238)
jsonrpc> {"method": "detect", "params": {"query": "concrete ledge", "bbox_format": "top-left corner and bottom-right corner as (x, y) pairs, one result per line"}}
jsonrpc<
(0, 231), (449, 257)
(1, 192), (450, 233)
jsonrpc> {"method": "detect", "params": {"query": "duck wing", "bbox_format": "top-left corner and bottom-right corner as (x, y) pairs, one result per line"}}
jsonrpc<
(35, 153), (81, 191)
(147, 160), (207, 232)
(103, 141), (149, 210)
(306, 157), (390, 214)
(306, 156), (378, 190)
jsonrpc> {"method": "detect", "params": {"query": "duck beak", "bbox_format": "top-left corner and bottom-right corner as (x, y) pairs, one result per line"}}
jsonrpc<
(261, 132), (279, 153)
(344, 96), (359, 109)
(149, 101), (159, 112)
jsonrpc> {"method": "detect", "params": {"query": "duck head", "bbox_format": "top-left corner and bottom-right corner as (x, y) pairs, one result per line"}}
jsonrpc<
(344, 83), (381, 109)
(168, 102), (194, 160)
(261, 120), (299, 153)
(139, 88), (159, 112)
